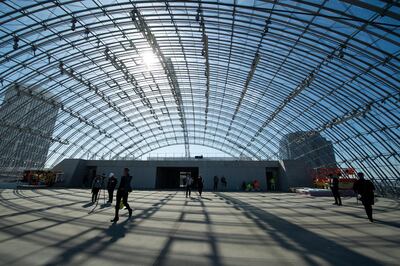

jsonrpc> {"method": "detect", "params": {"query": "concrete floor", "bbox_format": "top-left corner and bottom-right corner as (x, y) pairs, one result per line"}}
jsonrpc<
(0, 189), (399, 266)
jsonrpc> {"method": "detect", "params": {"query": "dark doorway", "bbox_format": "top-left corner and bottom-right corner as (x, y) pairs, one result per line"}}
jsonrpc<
(84, 166), (97, 188)
(156, 167), (199, 189)
(266, 167), (279, 191)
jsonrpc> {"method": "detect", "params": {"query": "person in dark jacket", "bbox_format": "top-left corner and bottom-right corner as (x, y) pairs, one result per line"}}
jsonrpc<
(107, 173), (117, 203)
(91, 175), (102, 203)
(111, 168), (133, 222)
(198, 175), (204, 197)
(241, 181), (246, 191)
(353, 172), (375, 222)
(221, 176), (227, 190)
(213, 176), (219, 191)
(330, 174), (342, 206)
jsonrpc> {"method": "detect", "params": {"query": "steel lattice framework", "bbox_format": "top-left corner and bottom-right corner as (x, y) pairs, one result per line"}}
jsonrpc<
(0, 0), (399, 195)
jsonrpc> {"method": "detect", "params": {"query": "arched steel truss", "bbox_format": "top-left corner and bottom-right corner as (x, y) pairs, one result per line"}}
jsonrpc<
(0, 1), (399, 195)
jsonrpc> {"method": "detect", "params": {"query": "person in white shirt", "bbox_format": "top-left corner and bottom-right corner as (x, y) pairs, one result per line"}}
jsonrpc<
(185, 174), (193, 198)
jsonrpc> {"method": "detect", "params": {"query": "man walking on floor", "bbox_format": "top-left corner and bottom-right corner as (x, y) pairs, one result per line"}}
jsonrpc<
(185, 174), (193, 198)
(111, 168), (133, 222)
(198, 175), (204, 197)
(353, 172), (375, 222)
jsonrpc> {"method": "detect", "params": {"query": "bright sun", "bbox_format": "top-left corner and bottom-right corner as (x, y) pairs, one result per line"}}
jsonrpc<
(141, 51), (157, 66)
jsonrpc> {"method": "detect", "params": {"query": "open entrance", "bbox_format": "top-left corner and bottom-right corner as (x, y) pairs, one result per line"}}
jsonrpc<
(84, 166), (97, 188)
(266, 167), (279, 191)
(156, 167), (199, 189)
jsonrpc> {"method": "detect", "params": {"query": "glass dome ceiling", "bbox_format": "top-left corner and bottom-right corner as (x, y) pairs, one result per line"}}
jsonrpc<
(0, 1), (399, 194)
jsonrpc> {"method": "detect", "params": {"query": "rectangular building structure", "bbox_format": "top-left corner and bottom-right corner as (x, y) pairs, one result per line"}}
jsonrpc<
(0, 85), (59, 176)
(279, 131), (336, 169)
(53, 158), (312, 192)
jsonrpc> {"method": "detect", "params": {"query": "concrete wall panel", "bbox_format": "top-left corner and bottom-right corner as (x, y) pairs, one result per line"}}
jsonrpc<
(53, 159), (311, 191)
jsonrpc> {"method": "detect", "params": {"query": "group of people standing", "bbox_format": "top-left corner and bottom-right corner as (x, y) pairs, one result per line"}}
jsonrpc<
(91, 168), (133, 223)
(91, 171), (217, 222)
(330, 172), (376, 222)
(91, 168), (376, 223)
(213, 175), (227, 191)
(184, 174), (228, 198)
(184, 174), (204, 198)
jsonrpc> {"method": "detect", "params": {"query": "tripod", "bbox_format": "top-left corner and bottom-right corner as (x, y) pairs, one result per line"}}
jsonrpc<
(89, 177), (106, 214)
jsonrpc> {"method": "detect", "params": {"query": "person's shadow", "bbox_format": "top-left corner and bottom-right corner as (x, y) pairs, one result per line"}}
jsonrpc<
(375, 219), (400, 229)
(100, 202), (112, 209)
(105, 219), (130, 243)
(82, 202), (94, 208)
(200, 197), (213, 201)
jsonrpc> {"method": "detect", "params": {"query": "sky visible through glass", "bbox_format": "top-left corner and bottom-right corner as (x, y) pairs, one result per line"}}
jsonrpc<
(0, 0), (399, 193)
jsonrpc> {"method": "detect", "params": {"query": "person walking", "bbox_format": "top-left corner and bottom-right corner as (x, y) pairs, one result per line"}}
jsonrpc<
(213, 175), (219, 191)
(91, 175), (102, 203)
(107, 173), (117, 203)
(353, 172), (375, 222)
(185, 174), (193, 198)
(221, 176), (227, 190)
(198, 175), (204, 197)
(330, 174), (342, 206)
(111, 168), (133, 222)
(270, 177), (276, 191)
